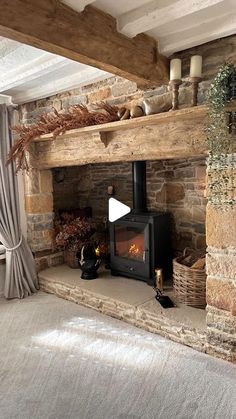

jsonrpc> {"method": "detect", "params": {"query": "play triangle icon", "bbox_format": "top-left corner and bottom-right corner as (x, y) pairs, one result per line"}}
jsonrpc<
(109, 198), (131, 222)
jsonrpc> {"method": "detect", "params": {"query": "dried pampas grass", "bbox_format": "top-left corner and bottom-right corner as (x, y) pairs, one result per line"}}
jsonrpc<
(8, 103), (118, 172)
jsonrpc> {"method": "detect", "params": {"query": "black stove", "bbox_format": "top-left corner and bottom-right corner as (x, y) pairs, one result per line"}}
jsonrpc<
(110, 161), (172, 285)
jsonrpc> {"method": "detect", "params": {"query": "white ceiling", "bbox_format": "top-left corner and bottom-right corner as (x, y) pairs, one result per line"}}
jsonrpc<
(1, 0), (236, 104)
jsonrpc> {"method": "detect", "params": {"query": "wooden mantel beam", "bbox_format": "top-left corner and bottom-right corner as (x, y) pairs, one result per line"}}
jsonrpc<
(31, 106), (208, 170)
(0, 0), (169, 88)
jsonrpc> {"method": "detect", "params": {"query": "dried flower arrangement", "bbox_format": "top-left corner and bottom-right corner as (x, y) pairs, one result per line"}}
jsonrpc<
(8, 103), (119, 172)
(55, 214), (96, 252)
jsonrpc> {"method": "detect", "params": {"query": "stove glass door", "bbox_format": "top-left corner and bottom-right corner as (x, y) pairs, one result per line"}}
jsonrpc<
(114, 224), (147, 262)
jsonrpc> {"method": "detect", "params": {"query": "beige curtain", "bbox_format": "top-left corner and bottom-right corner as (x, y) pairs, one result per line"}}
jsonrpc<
(0, 104), (39, 298)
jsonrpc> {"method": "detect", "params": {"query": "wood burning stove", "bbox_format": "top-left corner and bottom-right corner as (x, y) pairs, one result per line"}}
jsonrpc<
(110, 161), (172, 285)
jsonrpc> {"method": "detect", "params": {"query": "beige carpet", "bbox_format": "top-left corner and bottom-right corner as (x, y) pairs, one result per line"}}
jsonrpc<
(0, 292), (235, 419)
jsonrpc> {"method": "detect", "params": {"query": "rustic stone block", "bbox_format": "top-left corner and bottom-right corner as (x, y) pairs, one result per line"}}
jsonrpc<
(193, 223), (205, 234)
(206, 329), (236, 357)
(30, 107), (53, 119)
(175, 231), (194, 251)
(196, 234), (206, 249)
(196, 81), (211, 104)
(62, 95), (88, 108)
(207, 306), (236, 333)
(207, 277), (236, 314)
(155, 186), (166, 203)
(179, 87), (192, 106)
(207, 252), (236, 280)
(192, 206), (206, 223)
(111, 80), (137, 97)
(143, 86), (168, 98)
(196, 165), (206, 180)
(40, 170), (53, 193)
(34, 221), (54, 231)
(24, 169), (40, 194)
(166, 183), (185, 203)
(206, 205), (236, 248)
(88, 87), (111, 103)
(51, 99), (62, 112)
(106, 97), (126, 106)
(175, 167), (195, 179)
(25, 194), (53, 214)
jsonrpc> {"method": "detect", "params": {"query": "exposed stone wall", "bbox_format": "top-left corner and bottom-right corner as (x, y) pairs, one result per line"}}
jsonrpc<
(53, 157), (206, 254)
(24, 169), (54, 252)
(206, 205), (236, 362)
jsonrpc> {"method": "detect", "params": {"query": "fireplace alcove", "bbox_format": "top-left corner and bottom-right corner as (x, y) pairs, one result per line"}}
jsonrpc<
(34, 156), (207, 355)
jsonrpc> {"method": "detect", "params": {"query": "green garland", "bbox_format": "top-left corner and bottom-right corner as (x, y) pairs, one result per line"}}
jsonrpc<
(207, 63), (236, 208)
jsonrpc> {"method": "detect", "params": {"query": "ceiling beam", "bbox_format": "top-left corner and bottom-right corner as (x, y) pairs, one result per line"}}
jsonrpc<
(0, 0), (169, 88)
(118, 0), (224, 38)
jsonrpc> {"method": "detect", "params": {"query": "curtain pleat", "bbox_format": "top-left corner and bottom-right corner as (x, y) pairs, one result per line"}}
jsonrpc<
(0, 104), (39, 298)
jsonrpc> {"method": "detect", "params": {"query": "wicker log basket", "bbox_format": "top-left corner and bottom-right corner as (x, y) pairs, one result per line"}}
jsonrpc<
(173, 248), (206, 309)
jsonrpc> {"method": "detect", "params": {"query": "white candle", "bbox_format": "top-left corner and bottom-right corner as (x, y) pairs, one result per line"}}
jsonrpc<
(190, 55), (202, 78)
(170, 58), (182, 81)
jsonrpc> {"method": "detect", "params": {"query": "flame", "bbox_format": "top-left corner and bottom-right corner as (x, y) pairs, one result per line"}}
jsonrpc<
(95, 246), (100, 257)
(128, 244), (141, 256)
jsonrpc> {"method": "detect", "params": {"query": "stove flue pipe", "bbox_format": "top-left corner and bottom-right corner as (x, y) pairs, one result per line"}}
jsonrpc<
(132, 161), (147, 213)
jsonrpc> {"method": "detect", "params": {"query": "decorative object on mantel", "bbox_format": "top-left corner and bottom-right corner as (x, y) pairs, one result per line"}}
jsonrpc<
(189, 55), (203, 106)
(207, 62), (236, 208)
(7, 103), (119, 172)
(118, 107), (130, 120)
(143, 94), (172, 115)
(117, 105), (144, 120)
(173, 248), (206, 309)
(169, 58), (182, 110)
(130, 105), (144, 118)
(55, 213), (96, 269)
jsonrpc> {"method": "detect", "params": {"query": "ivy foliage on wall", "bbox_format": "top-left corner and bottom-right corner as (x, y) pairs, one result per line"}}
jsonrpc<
(207, 63), (236, 207)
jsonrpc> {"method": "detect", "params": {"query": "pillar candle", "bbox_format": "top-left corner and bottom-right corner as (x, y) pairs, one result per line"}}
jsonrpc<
(190, 55), (202, 78)
(170, 58), (181, 81)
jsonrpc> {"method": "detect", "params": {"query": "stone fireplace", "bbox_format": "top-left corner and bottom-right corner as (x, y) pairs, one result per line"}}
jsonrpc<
(23, 117), (236, 363)
(20, 35), (236, 363)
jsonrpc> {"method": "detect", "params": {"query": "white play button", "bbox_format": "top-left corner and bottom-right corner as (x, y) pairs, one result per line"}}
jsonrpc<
(108, 198), (131, 222)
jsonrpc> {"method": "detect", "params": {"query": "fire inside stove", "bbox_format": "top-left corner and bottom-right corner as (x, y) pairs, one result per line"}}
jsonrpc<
(114, 225), (146, 262)
(128, 243), (144, 260)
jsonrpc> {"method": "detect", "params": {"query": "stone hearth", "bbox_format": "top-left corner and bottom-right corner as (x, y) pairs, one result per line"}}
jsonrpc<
(39, 265), (207, 354)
